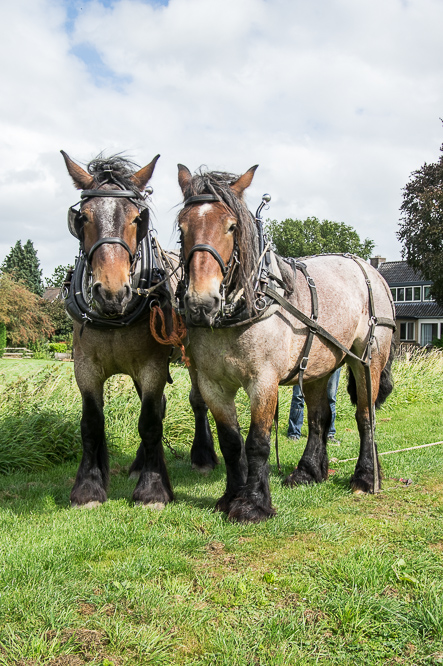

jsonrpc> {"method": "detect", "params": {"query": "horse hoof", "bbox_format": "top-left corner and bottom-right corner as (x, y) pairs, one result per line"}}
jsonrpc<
(128, 470), (141, 481)
(192, 463), (214, 476)
(227, 498), (276, 524)
(137, 501), (166, 511)
(352, 488), (365, 495)
(283, 468), (315, 487)
(72, 500), (103, 509)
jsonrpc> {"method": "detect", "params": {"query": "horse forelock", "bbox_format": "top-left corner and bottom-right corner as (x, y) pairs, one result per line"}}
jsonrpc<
(86, 154), (143, 194)
(179, 169), (259, 312)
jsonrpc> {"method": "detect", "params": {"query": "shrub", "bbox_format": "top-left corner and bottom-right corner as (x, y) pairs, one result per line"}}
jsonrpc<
(48, 342), (67, 354)
(0, 322), (6, 358)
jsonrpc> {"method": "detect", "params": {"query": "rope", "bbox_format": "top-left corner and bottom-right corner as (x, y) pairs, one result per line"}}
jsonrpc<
(149, 306), (190, 367)
(332, 440), (443, 464)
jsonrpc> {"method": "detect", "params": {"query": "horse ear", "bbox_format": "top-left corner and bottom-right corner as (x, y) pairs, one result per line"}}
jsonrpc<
(177, 164), (193, 194)
(130, 154), (160, 190)
(230, 165), (259, 197)
(60, 150), (95, 190)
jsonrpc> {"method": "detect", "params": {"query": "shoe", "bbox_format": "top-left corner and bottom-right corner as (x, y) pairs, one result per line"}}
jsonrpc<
(287, 435), (300, 442)
(327, 436), (340, 445)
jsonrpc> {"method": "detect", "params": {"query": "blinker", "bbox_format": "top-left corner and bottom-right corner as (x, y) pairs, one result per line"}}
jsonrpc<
(67, 205), (83, 240)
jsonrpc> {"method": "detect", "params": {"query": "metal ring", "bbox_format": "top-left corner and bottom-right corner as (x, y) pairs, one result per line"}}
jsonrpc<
(150, 299), (161, 310)
(255, 296), (267, 311)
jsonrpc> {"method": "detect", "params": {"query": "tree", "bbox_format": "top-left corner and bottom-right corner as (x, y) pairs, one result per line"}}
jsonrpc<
(265, 217), (375, 260)
(0, 272), (53, 346)
(0, 322), (6, 358)
(42, 298), (73, 340)
(398, 140), (443, 305)
(2, 239), (44, 295)
(45, 264), (72, 289)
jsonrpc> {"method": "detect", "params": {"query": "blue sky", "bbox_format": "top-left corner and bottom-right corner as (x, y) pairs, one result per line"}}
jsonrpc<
(0, 0), (442, 276)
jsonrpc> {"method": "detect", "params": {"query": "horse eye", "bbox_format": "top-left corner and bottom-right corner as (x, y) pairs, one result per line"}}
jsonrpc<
(228, 224), (237, 233)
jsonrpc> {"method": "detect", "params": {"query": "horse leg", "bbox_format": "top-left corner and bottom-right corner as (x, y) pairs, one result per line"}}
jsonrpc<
(227, 384), (278, 523)
(284, 376), (331, 487)
(349, 361), (382, 494)
(71, 383), (108, 507)
(195, 378), (246, 513)
(129, 379), (167, 480)
(132, 392), (173, 507)
(188, 365), (218, 473)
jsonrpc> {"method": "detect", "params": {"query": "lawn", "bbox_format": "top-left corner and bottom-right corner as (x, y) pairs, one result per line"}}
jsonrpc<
(0, 352), (442, 665)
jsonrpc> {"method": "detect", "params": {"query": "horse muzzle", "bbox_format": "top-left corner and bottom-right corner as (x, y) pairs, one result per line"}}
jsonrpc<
(91, 281), (132, 316)
(184, 290), (221, 327)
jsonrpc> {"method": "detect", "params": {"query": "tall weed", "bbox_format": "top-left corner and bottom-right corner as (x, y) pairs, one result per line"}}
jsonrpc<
(1, 350), (442, 473)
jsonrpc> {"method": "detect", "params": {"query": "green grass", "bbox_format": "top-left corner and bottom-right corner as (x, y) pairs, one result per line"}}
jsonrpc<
(0, 352), (443, 664)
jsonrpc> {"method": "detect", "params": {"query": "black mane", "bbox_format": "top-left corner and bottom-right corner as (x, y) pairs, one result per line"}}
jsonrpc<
(180, 168), (259, 313)
(87, 154), (142, 193)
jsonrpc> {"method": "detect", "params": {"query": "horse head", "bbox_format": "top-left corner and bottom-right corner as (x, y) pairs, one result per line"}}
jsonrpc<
(62, 151), (159, 316)
(177, 164), (258, 326)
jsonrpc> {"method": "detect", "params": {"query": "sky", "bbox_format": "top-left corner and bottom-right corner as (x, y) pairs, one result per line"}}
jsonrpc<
(0, 0), (442, 279)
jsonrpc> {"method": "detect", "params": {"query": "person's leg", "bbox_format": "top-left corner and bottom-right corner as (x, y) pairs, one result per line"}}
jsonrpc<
(287, 384), (304, 439)
(327, 368), (341, 439)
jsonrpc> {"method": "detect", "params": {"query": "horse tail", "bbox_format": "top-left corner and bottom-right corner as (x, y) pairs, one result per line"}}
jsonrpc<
(346, 339), (396, 408)
(375, 339), (395, 408)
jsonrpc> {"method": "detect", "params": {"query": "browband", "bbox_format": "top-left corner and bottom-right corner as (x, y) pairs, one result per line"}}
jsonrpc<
(81, 189), (141, 199)
(183, 194), (220, 206)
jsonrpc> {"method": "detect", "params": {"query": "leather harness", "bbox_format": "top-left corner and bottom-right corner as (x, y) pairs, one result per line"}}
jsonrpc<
(179, 193), (396, 490)
(64, 185), (172, 332)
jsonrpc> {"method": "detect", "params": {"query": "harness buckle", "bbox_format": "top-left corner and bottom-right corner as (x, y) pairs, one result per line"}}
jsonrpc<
(300, 356), (309, 371)
(306, 276), (317, 289)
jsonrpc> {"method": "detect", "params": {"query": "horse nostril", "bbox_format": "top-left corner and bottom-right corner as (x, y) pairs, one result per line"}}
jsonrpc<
(92, 282), (105, 304)
(184, 291), (221, 325)
(119, 283), (132, 306)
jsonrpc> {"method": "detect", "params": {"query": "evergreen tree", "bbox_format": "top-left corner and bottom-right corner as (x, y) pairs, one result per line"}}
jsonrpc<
(2, 239), (44, 295)
(45, 264), (72, 289)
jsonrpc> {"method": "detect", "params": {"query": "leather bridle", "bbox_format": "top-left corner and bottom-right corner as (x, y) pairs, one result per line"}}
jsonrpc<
(68, 186), (151, 266)
(181, 194), (238, 279)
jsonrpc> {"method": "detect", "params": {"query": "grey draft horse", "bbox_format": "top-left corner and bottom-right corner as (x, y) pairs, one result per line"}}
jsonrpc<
(176, 163), (395, 523)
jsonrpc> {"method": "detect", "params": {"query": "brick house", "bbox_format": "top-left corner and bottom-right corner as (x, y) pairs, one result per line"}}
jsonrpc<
(371, 257), (443, 346)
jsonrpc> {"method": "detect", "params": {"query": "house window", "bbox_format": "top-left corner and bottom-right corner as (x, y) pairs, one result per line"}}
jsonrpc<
(391, 286), (422, 302)
(421, 323), (438, 345)
(423, 286), (433, 301)
(400, 322), (414, 341)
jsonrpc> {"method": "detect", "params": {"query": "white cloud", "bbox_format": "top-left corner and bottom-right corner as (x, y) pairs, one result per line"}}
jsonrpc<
(1, 0), (443, 276)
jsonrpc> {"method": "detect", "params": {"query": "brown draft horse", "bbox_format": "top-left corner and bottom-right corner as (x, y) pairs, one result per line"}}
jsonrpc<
(61, 153), (216, 508)
(177, 164), (395, 523)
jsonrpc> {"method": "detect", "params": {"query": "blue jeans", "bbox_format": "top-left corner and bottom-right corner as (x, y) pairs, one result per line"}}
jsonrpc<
(287, 368), (341, 438)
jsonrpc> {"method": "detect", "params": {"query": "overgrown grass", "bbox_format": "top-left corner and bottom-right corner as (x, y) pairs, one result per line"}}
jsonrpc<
(0, 353), (442, 664)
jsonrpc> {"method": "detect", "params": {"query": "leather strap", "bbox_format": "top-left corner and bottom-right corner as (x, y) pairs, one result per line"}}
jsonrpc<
(183, 194), (220, 206)
(185, 244), (230, 277)
(81, 189), (139, 199)
(88, 237), (135, 263)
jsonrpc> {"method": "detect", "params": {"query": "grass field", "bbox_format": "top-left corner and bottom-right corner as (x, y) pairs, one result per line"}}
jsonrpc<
(0, 352), (443, 665)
